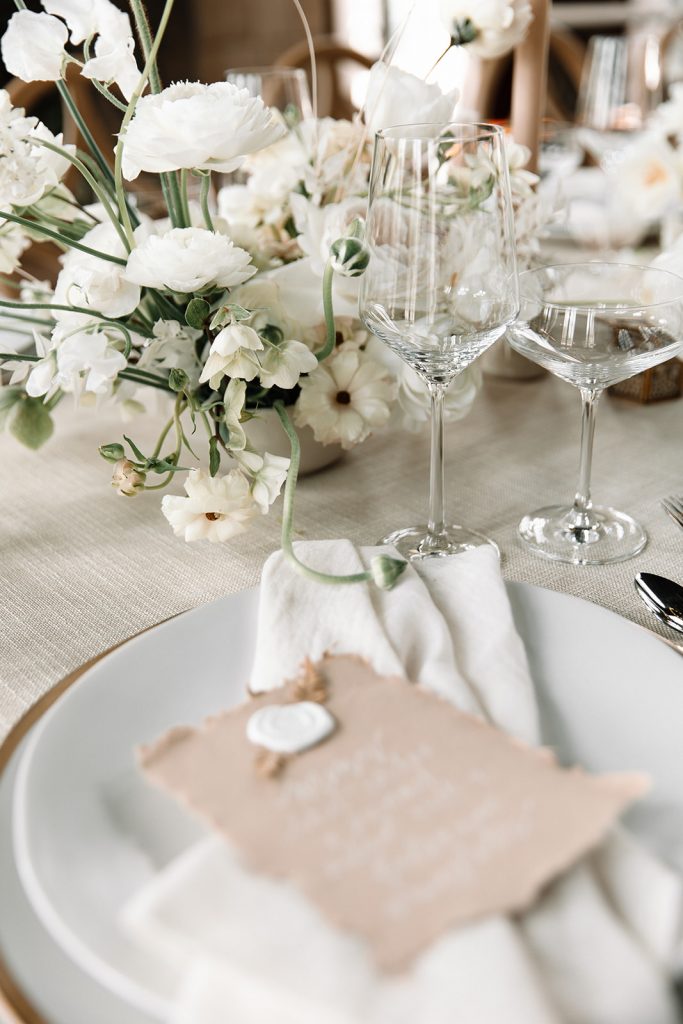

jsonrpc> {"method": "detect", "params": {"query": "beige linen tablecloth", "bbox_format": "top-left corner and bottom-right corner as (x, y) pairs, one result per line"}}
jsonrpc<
(0, 374), (681, 739)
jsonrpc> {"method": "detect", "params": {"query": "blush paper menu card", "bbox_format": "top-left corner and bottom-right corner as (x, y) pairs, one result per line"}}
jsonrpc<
(141, 655), (646, 971)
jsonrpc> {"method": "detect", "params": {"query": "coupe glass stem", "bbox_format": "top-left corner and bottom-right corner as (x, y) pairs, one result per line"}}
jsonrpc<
(571, 387), (601, 532)
(426, 382), (448, 548)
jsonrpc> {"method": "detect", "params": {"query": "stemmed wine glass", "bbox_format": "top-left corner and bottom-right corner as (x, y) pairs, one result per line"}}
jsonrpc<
(507, 262), (683, 565)
(225, 66), (313, 125)
(359, 123), (519, 560)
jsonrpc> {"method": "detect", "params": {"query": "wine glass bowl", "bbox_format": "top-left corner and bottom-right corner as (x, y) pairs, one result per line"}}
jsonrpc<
(360, 122), (519, 559)
(508, 262), (683, 565)
(225, 66), (313, 124)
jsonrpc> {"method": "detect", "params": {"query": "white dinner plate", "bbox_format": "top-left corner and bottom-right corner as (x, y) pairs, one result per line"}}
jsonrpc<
(11, 583), (683, 1020)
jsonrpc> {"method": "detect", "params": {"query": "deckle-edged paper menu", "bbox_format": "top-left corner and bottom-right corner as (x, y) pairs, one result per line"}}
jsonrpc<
(140, 654), (646, 972)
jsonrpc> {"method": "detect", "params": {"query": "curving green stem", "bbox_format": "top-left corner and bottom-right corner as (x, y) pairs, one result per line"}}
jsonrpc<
(199, 172), (214, 231)
(316, 261), (336, 362)
(0, 211), (127, 264)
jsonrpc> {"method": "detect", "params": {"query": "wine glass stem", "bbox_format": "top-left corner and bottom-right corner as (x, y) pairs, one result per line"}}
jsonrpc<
(572, 387), (601, 528)
(427, 383), (447, 545)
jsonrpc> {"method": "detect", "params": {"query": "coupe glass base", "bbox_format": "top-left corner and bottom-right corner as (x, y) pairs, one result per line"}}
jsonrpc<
(518, 504), (647, 565)
(379, 524), (500, 561)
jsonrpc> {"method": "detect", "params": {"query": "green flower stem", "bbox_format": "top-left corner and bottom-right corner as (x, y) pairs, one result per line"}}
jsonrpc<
(316, 261), (336, 362)
(179, 169), (192, 227)
(114, 0), (177, 243)
(199, 172), (214, 231)
(0, 314), (54, 328)
(119, 369), (171, 392)
(151, 413), (175, 458)
(274, 400), (371, 587)
(0, 352), (37, 362)
(0, 299), (149, 338)
(0, 212), (127, 265)
(30, 138), (131, 252)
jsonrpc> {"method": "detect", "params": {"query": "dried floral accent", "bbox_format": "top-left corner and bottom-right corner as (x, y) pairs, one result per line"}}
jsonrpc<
(254, 747), (288, 779)
(289, 657), (328, 704)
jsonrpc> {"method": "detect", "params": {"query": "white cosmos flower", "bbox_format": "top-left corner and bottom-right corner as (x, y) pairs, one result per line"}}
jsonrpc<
(294, 345), (397, 449)
(0, 91), (74, 209)
(363, 63), (459, 136)
(236, 449), (290, 513)
(53, 221), (140, 321)
(257, 338), (318, 389)
(1, 10), (67, 82)
(121, 82), (286, 181)
(199, 323), (263, 389)
(161, 468), (257, 542)
(440, 0), (533, 59)
(125, 228), (255, 293)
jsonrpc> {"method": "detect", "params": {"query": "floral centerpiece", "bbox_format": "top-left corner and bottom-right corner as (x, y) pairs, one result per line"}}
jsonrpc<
(0, 0), (535, 582)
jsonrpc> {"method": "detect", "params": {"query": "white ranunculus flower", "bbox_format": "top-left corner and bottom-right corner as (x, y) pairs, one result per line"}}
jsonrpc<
(610, 137), (682, 223)
(364, 63), (459, 136)
(439, 0), (533, 59)
(0, 221), (30, 274)
(1, 10), (67, 83)
(120, 82), (286, 181)
(257, 338), (318, 389)
(54, 221), (141, 321)
(125, 228), (256, 293)
(161, 468), (258, 542)
(294, 345), (397, 449)
(199, 323), (264, 389)
(236, 449), (290, 514)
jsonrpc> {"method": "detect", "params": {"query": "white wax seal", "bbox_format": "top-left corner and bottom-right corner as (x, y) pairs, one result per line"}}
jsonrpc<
(246, 702), (335, 754)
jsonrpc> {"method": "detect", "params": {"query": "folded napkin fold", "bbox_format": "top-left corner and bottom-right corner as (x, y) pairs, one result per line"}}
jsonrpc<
(123, 541), (683, 1024)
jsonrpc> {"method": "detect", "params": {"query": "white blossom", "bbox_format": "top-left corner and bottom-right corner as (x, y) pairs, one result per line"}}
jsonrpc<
(125, 228), (255, 293)
(257, 338), (318, 389)
(54, 221), (141, 321)
(137, 319), (203, 385)
(236, 449), (290, 513)
(161, 468), (258, 542)
(364, 63), (459, 136)
(0, 221), (29, 274)
(294, 345), (396, 449)
(223, 377), (247, 451)
(120, 82), (286, 181)
(1, 10), (67, 83)
(610, 136), (682, 223)
(0, 91), (74, 209)
(199, 323), (263, 389)
(27, 326), (127, 399)
(440, 0), (533, 59)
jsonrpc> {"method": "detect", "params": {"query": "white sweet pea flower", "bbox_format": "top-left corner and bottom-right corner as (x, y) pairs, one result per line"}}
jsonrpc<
(0, 91), (74, 208)
(125, 228), (255, 293)
(1, 10), (67, 83)
(27, 326), (127, 398)
(363, 63), (459, 136)
(161, 467), (258, 542)
(53, 221), (141, 321)
(236, 449), (290, 514)
(137, 319), (203, 385)
(120, 82), (286, 181)
(257, 338), (318, 389)
(199, 323), (263, 389)
(223, 377), (247, 451)
(42, 0), (104, 44)
(294, 345), (397, 449)
(440, 0), (533, 59)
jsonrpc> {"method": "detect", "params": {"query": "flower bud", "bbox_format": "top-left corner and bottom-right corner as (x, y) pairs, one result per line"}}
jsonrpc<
(329, 236), (370, 278)
(370, 555), (408, 590)
(99, 442), (126, 463)
(450, 17), (478, 45)
(112, 458), (147, 497)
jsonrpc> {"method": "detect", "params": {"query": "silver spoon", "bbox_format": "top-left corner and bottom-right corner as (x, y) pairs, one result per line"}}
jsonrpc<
(634, 572), (683, 634)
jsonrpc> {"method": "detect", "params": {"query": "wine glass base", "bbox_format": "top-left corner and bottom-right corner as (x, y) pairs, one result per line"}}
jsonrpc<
(519, 504), (647, 566)
(378, 524), (500, 562)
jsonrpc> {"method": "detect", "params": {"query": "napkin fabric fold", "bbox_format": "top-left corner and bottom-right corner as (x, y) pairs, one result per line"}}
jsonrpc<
(123, 541), (683, 1024)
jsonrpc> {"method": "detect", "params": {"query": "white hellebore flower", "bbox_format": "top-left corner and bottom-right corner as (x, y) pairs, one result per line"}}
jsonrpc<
(125, 228), (256, 293)
(364, 63), (459, 136)
(54, 221), (140, 320)
(120, 82), (286, 181)
(440, 0), (533, 60)
(258, 338), (318, 389)
(295, 346), (397, 449)
(199, 323), (264, 388)
(161, 468), (257, 543)
(236, 449), (290, 514)
(1, 10), (67, 83)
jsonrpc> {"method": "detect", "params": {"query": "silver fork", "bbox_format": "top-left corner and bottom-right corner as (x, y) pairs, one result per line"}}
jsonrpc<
(662, 495), (683, 531)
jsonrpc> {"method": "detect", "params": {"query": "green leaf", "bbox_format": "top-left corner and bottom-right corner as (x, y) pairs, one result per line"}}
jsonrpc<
(168, 368), (189, 392)
(209, 435), (220, 477)
(99, 442), (125, 463)
(228, 304), (252, 322)
(9, 397), (54, 450)
(123, 434), (147, 462)
(185, 297), (211, 329)
(0, 388), (22, 430)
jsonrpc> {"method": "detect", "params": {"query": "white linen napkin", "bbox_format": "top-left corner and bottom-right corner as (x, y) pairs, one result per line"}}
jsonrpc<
(122, 541), (683, 1024)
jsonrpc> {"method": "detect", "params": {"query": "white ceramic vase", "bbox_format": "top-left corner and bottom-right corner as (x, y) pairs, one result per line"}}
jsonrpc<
(245, 406), (343, 476)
